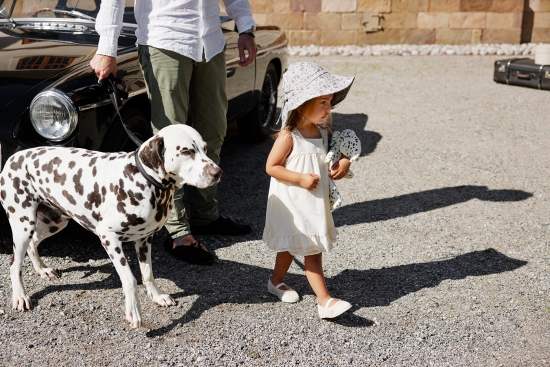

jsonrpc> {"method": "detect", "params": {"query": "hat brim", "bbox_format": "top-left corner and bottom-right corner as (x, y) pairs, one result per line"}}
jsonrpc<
(280, 73), (355, 127)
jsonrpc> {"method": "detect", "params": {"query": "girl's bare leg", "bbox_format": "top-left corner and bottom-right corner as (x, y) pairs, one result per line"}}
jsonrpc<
(304, 253), (332, 306)
(270, 251), (294, 290)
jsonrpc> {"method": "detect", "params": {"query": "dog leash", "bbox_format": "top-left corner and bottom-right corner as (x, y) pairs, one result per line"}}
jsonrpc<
(99, 74), (143, 147)
(100, 74), (168, 190)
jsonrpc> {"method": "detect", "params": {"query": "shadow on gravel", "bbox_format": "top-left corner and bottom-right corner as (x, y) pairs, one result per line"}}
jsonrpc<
(142, 247), (525, 336)
(333, 185), (533, 227)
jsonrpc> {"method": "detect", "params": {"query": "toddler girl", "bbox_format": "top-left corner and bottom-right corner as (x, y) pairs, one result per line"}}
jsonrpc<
(262, 62), (355, 319)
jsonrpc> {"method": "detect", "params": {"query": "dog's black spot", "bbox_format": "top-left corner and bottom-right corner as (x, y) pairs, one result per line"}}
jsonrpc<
(73, 169), (84, 195)
(84, 183), (102, 210)
(10, 155), (24, 171)
(62, 190), (76, 205)
(138, 246), (148, 263)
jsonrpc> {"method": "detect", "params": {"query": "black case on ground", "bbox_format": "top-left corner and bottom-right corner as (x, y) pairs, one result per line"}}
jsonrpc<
(494, 58), (550, 90)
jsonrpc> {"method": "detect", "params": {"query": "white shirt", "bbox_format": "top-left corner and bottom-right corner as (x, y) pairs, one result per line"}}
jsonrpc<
(95, 0), (255, 62)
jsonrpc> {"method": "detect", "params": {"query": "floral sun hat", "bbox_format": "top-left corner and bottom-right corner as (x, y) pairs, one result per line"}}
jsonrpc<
(279, 62), (355, 127)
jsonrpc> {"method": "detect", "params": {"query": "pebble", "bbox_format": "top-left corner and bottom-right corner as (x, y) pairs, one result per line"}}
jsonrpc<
(286, 43), (543, 57)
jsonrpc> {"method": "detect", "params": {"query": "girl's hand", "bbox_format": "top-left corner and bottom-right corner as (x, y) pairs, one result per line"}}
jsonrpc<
(329, 157), (351, 180)
(300, 173), (320, 190)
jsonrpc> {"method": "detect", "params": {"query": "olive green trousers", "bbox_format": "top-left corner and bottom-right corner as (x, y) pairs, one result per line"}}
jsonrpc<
(138, 45), (227, 238)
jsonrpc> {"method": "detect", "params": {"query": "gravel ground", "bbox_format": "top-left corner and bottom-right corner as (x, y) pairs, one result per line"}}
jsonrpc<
(1, 55), (549, 366)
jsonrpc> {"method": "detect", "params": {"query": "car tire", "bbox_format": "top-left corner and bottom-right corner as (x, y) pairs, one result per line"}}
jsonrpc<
(99, 105), (152, 153)
(237, 63), (279, 142)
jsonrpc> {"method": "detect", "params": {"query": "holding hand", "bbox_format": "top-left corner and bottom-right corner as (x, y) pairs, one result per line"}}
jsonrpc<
(300, 173), (320, 190)
(329, 157), (350, 180)
(90, 54), (118, 81)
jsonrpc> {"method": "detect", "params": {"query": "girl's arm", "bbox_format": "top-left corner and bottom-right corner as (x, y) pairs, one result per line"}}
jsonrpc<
(266, 130), (319, 190)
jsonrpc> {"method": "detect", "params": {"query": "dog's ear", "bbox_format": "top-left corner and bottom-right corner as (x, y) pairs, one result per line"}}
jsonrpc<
(138, 135), (166, 176)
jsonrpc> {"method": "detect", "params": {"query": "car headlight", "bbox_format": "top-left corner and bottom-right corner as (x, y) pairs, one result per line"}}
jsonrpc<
(30, 89), (78, 141)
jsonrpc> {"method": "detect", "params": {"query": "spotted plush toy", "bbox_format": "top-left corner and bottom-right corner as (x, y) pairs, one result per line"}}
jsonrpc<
(324, 129), (361, 210)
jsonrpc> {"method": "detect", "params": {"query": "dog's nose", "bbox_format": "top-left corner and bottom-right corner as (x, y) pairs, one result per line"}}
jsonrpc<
(208, 165), (222, 181)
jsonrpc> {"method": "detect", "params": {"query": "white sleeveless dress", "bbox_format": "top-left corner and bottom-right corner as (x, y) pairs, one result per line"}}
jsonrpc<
(262, 128), (338, 256)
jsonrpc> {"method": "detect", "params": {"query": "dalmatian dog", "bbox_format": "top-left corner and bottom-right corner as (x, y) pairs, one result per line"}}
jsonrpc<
(324, 129), (361, 210)
(0, 124), (221, 328)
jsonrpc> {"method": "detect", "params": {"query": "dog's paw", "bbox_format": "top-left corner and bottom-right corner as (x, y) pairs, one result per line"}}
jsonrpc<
(152, 294), (176, 307)
(38, 268), (60, 280)
(12, 294), (32, 311)
(125, 299), (142, 329)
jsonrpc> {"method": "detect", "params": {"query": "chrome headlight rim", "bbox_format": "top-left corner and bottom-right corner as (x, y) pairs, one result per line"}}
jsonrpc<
(29, 88), (78, 142)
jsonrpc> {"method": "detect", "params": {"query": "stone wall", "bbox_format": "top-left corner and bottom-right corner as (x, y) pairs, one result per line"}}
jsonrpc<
(249, 0), (550, 45)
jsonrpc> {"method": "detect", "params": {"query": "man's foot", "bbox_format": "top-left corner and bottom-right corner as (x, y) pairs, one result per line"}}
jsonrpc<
(190, 216), (252, 236)
(164, 234), (216, 265)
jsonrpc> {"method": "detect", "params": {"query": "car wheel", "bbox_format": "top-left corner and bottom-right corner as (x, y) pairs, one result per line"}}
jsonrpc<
(237, 63), (279, 142)
(99, 105), (152, 153)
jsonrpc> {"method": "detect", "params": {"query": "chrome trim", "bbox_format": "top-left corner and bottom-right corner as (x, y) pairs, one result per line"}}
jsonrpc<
(78, 100), (112, 111)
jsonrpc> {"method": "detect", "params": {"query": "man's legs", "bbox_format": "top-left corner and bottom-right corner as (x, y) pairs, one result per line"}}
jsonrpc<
(138, 45), (193, 238)
(185, 51), (252, 235)
(138, 46), (250, 264)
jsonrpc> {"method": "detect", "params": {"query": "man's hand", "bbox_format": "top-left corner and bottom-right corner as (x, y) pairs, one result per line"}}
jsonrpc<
(238, 33), (257, 67)
(90, 54), (118, 81)
(329, 157), (351, 180)
(299, 173), (320, 190)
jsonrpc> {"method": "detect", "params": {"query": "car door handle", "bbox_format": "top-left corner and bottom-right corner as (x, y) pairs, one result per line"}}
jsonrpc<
(226, 67), (236, 78)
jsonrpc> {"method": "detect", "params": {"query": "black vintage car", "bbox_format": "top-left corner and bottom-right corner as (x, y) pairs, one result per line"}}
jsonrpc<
(0, 0), (287, 170)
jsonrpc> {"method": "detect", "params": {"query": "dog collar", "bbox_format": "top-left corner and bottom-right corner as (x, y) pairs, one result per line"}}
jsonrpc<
(134, 149), (168, 190)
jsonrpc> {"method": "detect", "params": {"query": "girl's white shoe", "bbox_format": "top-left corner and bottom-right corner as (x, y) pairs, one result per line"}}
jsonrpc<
(267, 279), (300, 303)
(318, 298), (352, 319)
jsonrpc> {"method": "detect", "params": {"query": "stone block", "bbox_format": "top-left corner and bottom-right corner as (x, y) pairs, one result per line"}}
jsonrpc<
(486, 12), (522, 29)
(534, 12), (550, 28)
(407, 0), (429, 12)
(531, 28), (550, 42)
(321, 30), (358, 45)
(342, 13), (365, 30)
(274, 0), (293, 13)
(249, 0), (273, 13)
(252, 13), (268, 26)
(471, 28), (483, 43)
(358, 29), (435, 44)
(436, 28), (473, 43)
(403, 29), (437, 43)
(493, 0), (524, 12)
(540, 0), (550, 12)
(291, 0), (321, 13)
(287, 30), (322, 45)
(391, 0), (408, 12)
(429, 0), (460, 12)
(449, 12), (486, 28)
(460, 0), (492, 12)
(481, 28), (521, 43)
(322, 0), (357, 13)
(357, 0), (391, 13)
(383, 12), (418, 29)
(417, 12), (450, 29)
(304, 13), (341, 30)
(269, 13), (304, 30)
